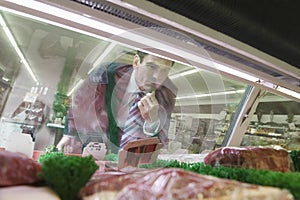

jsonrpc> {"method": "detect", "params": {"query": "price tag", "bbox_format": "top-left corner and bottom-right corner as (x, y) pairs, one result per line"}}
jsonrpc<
(23, 92), (38, 103)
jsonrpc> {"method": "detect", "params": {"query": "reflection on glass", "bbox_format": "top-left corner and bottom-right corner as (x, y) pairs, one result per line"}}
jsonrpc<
(0, 7), (265, 159)
(241, 92), (300, 150)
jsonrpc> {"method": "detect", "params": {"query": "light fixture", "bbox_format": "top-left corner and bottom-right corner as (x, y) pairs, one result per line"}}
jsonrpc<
(3, 0), (125, 38)
(2, 77), (9, 82)
(214, 63), (259, 83)
(252, 80), (300, 100)
(0, 13), (38, 84)
(176, 89), (245, 100)
(2, 0), (299, 101)
(276, 86), (300, 100)
(169, 69), (200, 79)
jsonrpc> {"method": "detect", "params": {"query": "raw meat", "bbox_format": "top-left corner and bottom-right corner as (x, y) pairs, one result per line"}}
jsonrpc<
(204, 146), (291, 172)
(0, 150), (42, 186)
(80, 168), (294, 200)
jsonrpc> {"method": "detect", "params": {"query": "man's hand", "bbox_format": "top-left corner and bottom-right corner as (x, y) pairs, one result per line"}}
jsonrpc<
(138, 91), (159, 123)
(56, 135), (74, 153)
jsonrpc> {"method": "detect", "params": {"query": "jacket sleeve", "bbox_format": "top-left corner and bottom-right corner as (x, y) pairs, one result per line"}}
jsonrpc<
(65, 65), (109, 138)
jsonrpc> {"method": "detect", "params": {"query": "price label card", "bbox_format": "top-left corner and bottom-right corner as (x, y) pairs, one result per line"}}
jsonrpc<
(23, 92), (38, 103)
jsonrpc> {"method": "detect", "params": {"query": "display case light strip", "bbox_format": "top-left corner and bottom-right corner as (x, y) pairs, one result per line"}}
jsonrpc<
(0, 14), (38, 84)
(254, 80), (300, 100)
(276, 86), (300, 99)
(4, 0), (125, 36)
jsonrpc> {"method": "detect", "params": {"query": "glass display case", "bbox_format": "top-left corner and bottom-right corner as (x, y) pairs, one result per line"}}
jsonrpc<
(241, 93), (300, 150)
(0, 0), (299, 156)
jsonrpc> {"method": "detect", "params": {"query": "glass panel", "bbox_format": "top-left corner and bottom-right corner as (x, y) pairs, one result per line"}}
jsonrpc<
(169, 69), (247, 153)
(241, 92), (300, 150)
(0, 8), (248, 157)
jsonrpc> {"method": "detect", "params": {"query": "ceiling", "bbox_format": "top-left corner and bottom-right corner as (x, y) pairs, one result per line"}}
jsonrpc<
(145, 0), (300, 70)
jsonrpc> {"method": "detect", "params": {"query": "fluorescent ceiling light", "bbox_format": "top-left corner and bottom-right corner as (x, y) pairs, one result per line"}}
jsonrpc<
(176, 89), (245, 100)
(67, 79), (84, 96)
(0, 13), (38, 84)
(2, 77), (9, 82)
(169, 69), (199, 79)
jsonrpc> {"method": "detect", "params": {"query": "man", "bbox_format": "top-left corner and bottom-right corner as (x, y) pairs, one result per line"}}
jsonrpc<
(57, 50), (177, 153)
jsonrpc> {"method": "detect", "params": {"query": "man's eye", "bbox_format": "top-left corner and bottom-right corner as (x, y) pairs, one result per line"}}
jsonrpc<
(146, 65), (156, 70)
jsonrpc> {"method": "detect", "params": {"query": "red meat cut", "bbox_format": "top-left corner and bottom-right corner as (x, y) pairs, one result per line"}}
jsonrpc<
(0, 150), (42, 186)
(204, 146), (291, 172)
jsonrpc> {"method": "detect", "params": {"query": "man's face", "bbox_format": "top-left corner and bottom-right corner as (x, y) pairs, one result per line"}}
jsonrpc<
(133, 54), (172, 92)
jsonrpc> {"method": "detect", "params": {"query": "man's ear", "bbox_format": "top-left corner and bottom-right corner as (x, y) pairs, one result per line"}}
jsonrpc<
(133, 54), (140, 68)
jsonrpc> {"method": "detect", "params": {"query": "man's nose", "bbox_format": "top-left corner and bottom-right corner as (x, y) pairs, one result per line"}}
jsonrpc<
(153, 71), (159, 79)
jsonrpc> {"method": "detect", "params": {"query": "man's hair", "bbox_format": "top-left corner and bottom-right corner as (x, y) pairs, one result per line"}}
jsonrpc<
(136, 50), (148, 63)
(136, 50), (175, 66)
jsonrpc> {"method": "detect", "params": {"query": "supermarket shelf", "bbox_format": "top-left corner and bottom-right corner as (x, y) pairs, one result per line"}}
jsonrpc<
(46, 123), (65, 129)
(245, 132), (285, 139)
